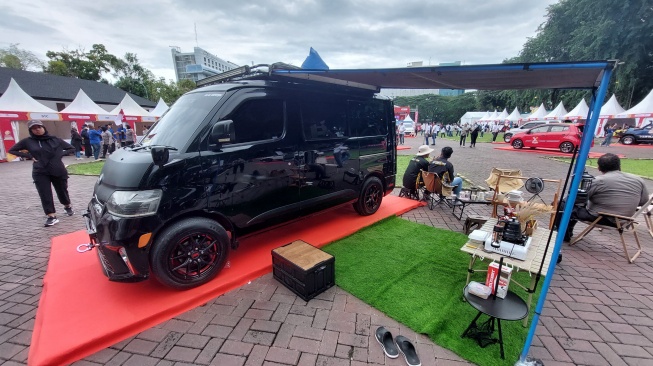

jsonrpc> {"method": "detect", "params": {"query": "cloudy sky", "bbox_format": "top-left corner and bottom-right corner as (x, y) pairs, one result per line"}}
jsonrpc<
(3, 0), (559, 81)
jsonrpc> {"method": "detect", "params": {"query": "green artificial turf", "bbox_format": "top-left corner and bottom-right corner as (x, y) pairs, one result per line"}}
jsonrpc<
(322, 216), (540, 366)
(556, 157), (653, 179)
(67, 161), (104, 175)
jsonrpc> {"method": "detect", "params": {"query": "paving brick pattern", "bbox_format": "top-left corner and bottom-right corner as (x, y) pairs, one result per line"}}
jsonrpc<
(1, 137), (652, 365)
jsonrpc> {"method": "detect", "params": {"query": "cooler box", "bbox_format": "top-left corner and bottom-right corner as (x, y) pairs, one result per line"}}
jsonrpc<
(272, 240), (335, 301)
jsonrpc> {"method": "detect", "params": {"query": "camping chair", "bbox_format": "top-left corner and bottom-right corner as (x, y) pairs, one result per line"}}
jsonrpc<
(420, 170), (454, 210)
(485, 168), (523, 193)
(570, 195), (653, 263)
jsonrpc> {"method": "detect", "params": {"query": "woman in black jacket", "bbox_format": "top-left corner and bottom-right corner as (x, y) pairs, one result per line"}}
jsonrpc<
(9, 120), (76, 226)
(71, 126), (83, 160)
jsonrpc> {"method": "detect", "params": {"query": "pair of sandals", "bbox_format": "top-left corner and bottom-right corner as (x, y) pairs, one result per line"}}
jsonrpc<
(375, 326), (421, 366)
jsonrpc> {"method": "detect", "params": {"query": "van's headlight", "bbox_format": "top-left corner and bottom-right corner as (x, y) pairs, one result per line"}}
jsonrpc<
(106, 190), (162, 218)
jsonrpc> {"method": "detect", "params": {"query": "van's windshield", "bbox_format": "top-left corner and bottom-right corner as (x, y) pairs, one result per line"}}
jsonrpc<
(141, 91), (224, 149)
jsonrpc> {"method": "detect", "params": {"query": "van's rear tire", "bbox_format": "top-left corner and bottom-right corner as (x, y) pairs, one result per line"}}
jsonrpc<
(353, 177), (383, 216)
(151, 217), (229, 290)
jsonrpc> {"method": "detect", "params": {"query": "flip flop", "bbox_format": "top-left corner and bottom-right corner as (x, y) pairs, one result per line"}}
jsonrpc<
(375, 326), (399, 358)
(395, 335), (421, 366)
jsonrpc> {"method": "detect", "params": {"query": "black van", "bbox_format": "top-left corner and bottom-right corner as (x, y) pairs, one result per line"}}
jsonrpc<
(84, 70), (397, 289)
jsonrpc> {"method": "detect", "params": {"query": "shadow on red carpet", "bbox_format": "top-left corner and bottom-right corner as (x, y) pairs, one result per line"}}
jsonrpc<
(28, 195), (422, 366)
(493, 145), (621, 158)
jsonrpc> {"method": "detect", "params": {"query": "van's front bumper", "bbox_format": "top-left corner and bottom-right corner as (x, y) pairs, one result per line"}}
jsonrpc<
(84, 198), (159, 282)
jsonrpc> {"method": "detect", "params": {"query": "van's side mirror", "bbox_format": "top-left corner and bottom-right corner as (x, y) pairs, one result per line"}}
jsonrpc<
(210, 120), (235, 150)
(151, 146), (169, 167)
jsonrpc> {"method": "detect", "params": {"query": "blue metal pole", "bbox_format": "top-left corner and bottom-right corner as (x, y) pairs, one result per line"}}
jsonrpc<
(518, 65), (614, 364)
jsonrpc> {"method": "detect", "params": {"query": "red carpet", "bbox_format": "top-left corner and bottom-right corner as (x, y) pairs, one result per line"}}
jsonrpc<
(494, 145), (619, 158)
(397, 145), (411, 150)
(28, 195), (421, 366)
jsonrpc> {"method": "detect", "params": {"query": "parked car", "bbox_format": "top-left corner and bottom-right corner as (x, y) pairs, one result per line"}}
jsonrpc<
(402, 122), (415, 136)
(503, 120), (562, 142)
(618, 123), (653, 145)
(84, 68), (397, 290)
(509, 123), (589, 153)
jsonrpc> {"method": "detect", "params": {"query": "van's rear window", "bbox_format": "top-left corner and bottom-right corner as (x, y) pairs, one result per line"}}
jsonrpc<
(142, 92), (223, 149)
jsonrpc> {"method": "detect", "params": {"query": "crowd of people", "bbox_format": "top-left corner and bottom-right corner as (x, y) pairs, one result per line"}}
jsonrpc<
(76, 123), (136, 160)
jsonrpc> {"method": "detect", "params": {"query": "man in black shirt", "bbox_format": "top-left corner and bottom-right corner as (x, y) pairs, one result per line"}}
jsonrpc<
(428, 146), (464, 197)
(402, 145), (434, 195)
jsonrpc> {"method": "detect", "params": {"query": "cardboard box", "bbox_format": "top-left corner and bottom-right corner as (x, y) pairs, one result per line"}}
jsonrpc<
(485, 262), (512, 299)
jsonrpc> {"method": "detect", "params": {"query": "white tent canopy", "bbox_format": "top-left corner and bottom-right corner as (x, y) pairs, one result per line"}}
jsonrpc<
(109, 94), (152, 116)
(0, 78), (57, 114)
(150, 98), (169, 117)
(600, 94), (626, 117)
(496, 108), (509, 121)
(61, 89), (112, 115)
(544, 101), (567, 120)
(616, 89), (653, 118)
(563, 99), (589, 120)
(477, 111), (491, 122)
(402, 114), (414, 122)
(506, 107), (522, 122)
(527, 103), (548, 120)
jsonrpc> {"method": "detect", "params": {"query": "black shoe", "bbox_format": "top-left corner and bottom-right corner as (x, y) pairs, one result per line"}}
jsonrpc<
(44, 216), (59, 227)
(375, 327), (399, 359)
(64, 206), (74, 216)
(395, 335), (421, 366)
(557, 253), (562, 264)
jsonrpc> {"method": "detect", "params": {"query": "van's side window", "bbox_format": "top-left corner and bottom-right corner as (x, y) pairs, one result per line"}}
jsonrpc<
(348, 99), (388, 137)
(229, 99), (284, 143)
(301, 98), (348, 140)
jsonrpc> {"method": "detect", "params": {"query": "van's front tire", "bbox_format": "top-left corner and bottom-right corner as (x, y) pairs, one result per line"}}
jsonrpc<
(151, 217), (229, 290)
(353, 177), (383, 216)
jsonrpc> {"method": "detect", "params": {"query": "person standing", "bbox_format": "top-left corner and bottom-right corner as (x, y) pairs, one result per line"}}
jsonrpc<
(398, 123), (406, 145)
(71, 126), (83, 160)
(432, 123), (439, 145)
(469, 123), (480, 148)
(601, 123), (617, 146)
(8, 120), (76, 226)
(423, 123), (432, 145)
(124, 124), (135, 146)
(491, 122), (501, 142)
(115, 124), (125, 147)
(459, 124), (469, 147)
(100, 126), (112, 159)
(89, 125), (103, 160)
(81, 124), (93, 158)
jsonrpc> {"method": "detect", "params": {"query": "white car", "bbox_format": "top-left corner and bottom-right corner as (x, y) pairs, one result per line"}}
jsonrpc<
(402, 122), (415, 136)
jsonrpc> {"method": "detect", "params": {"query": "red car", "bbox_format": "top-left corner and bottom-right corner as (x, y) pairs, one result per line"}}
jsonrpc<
(509, 123), (589, 153)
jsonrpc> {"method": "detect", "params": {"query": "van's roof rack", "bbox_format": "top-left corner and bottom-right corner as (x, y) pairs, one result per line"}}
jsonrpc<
(195, 62), (378, 91)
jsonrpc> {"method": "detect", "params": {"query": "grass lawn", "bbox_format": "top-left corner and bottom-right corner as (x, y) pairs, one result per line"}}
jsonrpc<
(556, 157), (653, 179)
(323, 216), (541, 366)
(67, 161), (104, 175)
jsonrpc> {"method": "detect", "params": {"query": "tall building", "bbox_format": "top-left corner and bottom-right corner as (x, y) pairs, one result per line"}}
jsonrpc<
(171, 47), (240, 82)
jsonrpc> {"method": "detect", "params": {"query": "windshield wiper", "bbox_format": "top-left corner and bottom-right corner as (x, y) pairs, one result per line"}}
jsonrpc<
(131, 144), (179, 152)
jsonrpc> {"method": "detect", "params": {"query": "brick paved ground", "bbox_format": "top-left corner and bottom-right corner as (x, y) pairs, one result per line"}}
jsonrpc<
(0, 136), (652, 366)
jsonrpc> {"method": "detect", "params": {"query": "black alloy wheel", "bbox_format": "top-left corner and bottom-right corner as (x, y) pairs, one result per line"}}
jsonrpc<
(151, 218), (229, 290)
(559, 141), (575, 153)
(512, 139), (524, 149)
(354, 176), (383, 216)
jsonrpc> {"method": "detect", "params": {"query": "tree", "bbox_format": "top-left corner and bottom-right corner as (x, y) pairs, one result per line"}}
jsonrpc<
(0, 44), (44, 71)
(113, 53), (155, 99)
(148, 77), (196, 105)
(44, 44), (119, 81)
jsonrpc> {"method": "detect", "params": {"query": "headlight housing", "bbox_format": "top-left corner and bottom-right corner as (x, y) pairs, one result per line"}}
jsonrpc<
(106, 190), (162, 218)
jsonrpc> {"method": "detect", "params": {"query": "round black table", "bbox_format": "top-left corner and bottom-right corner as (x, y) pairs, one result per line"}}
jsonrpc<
(461, 285), (529, 359)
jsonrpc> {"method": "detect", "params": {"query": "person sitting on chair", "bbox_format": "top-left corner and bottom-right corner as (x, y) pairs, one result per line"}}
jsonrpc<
(428, 146), (464, 197)
(402, 145), (434, 198)
(559, 153), (649, 242)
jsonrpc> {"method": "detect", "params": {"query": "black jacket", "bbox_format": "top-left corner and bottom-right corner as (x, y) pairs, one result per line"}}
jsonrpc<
(71, 129), (83, 151)
(8, 128), (75, 177)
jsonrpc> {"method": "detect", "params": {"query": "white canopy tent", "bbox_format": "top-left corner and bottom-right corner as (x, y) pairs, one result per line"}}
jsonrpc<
(495, 108), (509, 122)
(61, 89), (112, 116)
(402, 114), (413, 122)
(544, 101), (568, 120)
(110, 94), (156, 121)
(563, 99), (589, 120)
(150, 98), (170, 118)
(0, 78), (58, 117)
(506, 107), (522, 123)
(615, 89), (653, 127)
(527, 103), (548, 120)
(594, 94), (627, 137)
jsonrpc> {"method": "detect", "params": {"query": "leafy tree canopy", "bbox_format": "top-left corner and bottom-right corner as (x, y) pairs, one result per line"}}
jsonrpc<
(0, 44), (44, 71)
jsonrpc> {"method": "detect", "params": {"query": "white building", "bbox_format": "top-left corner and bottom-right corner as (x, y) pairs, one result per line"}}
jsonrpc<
(171, 47), (240, 82)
